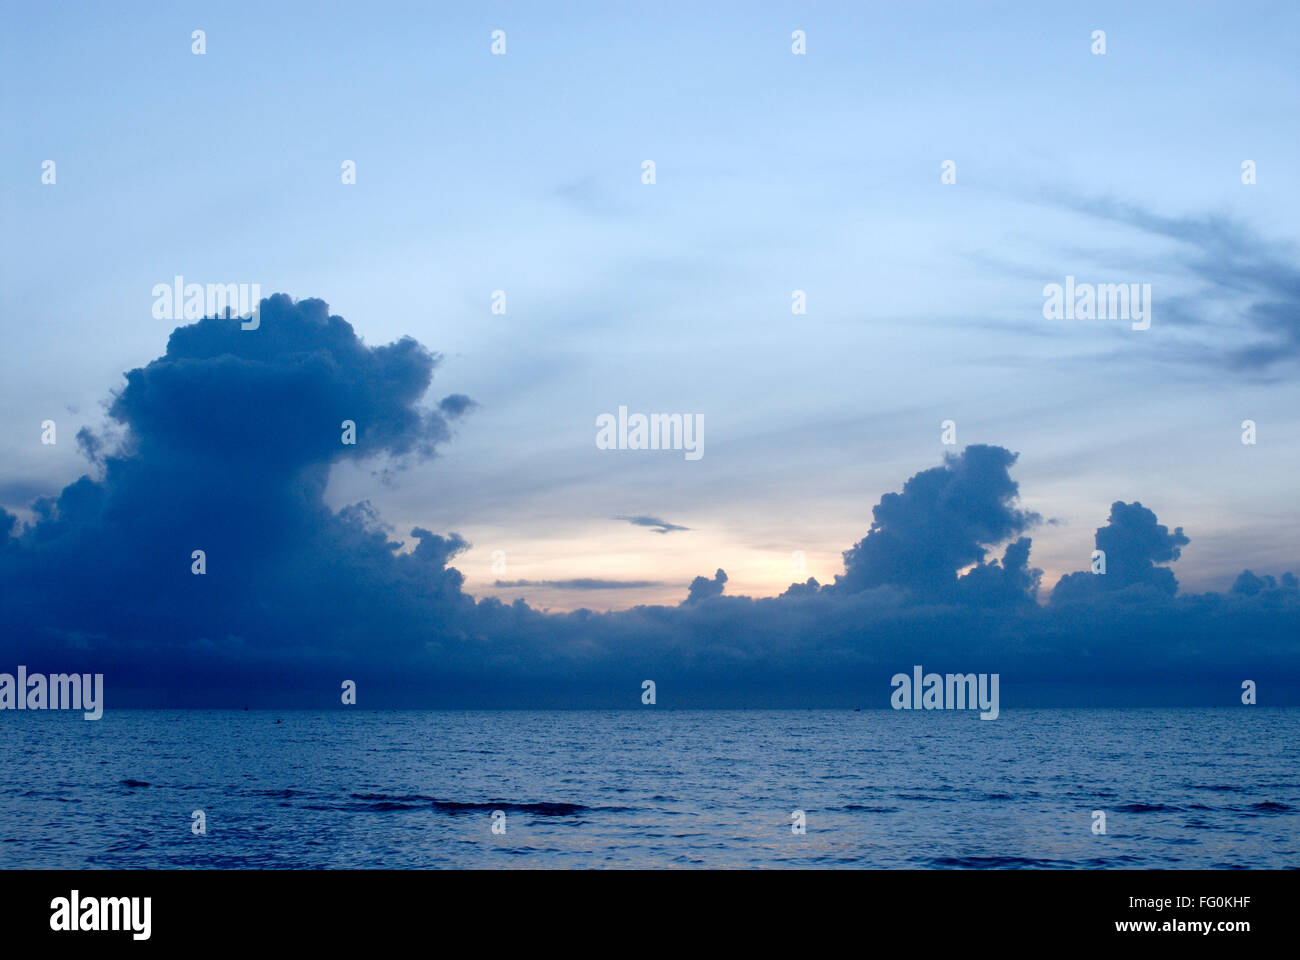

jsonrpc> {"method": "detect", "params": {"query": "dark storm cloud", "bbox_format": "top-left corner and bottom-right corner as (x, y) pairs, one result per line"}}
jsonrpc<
(1, 297), (1296, 707)
(955, 537), (1041, 608)
(830, 445), (1040, 598)
(0, 296), (474, 682)
(114, 294), (451, 468)
(1052, 501), (1190, 602)
(617, 515), (690, 534)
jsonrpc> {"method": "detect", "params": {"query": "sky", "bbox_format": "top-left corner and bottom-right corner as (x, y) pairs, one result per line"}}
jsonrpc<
(1, 2), (1298, 706)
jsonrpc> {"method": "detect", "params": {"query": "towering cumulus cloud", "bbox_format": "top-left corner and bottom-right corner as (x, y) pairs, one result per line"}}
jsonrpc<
(830, 445), (1039, 600)
(0, 296), (475, 697)
(1051, 502), (1189, 601)
(0, 297), (1296, 706)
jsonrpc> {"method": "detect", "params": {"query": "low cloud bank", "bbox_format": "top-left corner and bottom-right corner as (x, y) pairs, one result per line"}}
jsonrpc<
(2, 298), (1295, 706)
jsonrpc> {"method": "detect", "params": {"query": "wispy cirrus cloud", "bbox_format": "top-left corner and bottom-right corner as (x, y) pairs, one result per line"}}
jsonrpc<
(1042, 192), (1300, 373)
(494, 578), (666, 590)
(617, 515), (690, 534)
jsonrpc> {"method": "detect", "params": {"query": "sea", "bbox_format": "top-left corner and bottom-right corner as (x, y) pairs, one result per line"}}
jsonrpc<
(1, 709), (1296, 869)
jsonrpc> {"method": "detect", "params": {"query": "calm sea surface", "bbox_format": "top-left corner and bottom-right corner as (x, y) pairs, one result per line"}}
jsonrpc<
(1, 709), (1295, 868)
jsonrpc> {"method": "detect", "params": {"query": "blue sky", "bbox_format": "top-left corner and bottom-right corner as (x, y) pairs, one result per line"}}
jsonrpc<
(1, 2), (1298, 705)
(4, 2), (1297, 610)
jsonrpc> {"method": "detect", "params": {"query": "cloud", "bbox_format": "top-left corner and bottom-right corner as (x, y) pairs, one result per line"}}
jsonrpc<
(494, 579), (666, 590)
(438, 394), (476, 418)
(0, 295), (472, 677)
(685, 568), (727, 604)
(956, 537), (1041, 608)
(1051, 501), (1189, 602)
(1231, 570), (1298, 596)
(616, 515), (690, 534)
(830, 445), (1040, 600)
(1, 298), (1296, 707)
(1046, 193), (1300, 372)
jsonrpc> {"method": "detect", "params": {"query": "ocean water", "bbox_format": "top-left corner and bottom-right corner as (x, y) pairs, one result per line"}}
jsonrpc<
(0, 709), (1295, 869)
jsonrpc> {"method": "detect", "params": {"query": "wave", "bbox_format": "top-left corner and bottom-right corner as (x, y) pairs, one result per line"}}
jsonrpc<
(346, 793), (596, 815)
(928, 855), (1060, 869)
(895, 793), (957, 802)
(1245, 801), (1292, 813)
